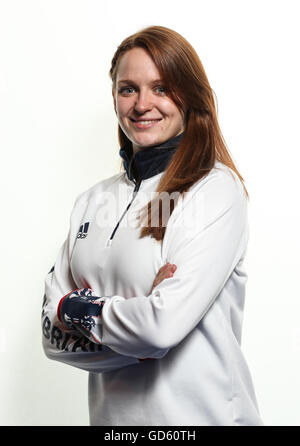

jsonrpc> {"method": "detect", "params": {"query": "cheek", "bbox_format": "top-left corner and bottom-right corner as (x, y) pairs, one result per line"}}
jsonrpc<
(165, 108), (184, 128)
(116, 97), (130, 117)
(160, 99), (182, 121)
(171, 105), (184, 127)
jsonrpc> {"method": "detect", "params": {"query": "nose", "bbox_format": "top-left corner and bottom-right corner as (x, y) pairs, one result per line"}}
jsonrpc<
(134, 90), (153, 114)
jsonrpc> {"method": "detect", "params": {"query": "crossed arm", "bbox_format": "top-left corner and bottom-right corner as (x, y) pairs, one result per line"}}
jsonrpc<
(42, 244), (176, 373)
(56, 264), (177, 359)
(42, 170), (247, 373)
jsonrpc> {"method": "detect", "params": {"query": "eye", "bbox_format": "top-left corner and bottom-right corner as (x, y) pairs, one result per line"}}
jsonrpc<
(118, 86), (135, 95)
(154, 85), (167, 94)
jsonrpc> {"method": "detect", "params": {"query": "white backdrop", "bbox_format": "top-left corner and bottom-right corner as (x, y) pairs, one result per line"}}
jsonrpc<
(0, 0), (299, 426)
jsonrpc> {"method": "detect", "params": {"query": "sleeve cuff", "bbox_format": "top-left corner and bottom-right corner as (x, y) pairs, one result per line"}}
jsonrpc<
(57, 288), (80, 323)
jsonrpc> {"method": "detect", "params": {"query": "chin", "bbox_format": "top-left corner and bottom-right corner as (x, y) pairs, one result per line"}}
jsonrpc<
(134, 140), (161, 149)
(132, 133), (166, 148)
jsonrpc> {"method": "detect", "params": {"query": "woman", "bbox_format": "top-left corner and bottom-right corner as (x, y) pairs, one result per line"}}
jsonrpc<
(42, 26), (264, 426)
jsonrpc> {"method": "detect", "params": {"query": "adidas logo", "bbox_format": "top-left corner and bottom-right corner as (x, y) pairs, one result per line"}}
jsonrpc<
(77, 222), (90, 239)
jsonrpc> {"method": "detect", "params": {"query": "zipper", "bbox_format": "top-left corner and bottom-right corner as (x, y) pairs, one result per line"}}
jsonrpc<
(106, 178), (142, 247)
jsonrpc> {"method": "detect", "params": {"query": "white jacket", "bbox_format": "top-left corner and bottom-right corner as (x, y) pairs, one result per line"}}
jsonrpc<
(42, 137), (264, 426)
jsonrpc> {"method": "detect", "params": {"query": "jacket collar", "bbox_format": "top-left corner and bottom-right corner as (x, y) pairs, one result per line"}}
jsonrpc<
(119, 132), (184, 183)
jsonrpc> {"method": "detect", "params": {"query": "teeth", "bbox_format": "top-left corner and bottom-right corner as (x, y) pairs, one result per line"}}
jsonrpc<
(135, 120), (158, 124)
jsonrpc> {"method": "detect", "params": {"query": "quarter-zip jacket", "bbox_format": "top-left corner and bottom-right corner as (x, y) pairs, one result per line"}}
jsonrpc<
(42, 134), (264, 426)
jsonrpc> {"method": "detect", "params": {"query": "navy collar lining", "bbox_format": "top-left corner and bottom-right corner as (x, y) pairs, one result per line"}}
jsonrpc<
(119, 133), (184, 182)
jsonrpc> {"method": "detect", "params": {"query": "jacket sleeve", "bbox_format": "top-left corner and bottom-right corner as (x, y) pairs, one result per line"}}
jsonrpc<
(41, 196), (151, 373)
(56, 169), (249, 358)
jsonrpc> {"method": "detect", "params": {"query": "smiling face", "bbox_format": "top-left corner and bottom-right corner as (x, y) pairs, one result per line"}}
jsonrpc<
(112, 47), (185, 154)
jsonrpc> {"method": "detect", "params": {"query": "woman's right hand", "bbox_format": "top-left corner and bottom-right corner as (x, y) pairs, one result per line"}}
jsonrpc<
(138, 262), (177, 362)
(150, 262), (177, 294)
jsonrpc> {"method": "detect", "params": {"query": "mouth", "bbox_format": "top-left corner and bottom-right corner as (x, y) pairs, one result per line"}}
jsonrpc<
(129, 118), (162, 129)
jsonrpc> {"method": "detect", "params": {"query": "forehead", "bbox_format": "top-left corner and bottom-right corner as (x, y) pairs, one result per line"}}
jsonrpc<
(116, 47), (161, 83)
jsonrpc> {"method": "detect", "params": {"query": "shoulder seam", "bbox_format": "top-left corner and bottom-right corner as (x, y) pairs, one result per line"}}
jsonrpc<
(169, 167), (243, 229)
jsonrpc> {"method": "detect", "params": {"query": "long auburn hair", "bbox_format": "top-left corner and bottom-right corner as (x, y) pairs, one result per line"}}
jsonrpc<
(109, 26), (249, 242)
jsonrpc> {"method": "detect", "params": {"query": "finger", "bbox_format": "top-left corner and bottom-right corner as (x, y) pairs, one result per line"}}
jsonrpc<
(162, 264), (176, 275)
(159, 269), (173, 280)
(154, 264), (175, 285)
(156, 267), (171, 280)
(156, 267), (172, 282)
(159, 263), (170, 272)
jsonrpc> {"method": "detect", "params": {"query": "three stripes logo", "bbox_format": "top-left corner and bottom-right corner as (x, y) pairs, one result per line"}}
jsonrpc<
(77, 222), (90, 239)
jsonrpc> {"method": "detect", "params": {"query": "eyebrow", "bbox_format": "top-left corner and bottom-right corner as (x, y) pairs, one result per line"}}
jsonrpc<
(117, 78), (163, 85)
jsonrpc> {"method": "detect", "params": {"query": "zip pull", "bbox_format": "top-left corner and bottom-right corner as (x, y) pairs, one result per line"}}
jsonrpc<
(133, 178), (141, 193)
(106, 179), (142, 247)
